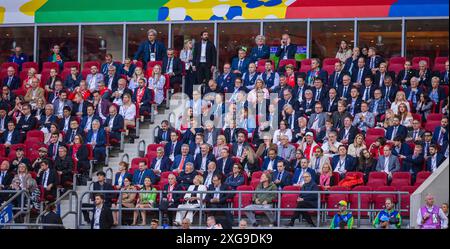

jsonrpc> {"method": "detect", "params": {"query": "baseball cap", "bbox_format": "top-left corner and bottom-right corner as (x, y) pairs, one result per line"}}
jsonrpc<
(305, 132), (314, 137)
(338, 200), (347, 206)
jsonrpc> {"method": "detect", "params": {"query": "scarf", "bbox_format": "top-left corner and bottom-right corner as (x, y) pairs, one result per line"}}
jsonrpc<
(320, 173), (331, 186)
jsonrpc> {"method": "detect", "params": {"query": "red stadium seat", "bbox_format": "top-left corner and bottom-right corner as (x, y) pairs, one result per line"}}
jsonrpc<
(42, 62), (59, 72)
(326, 186), (349, 217)
(366, 128), (385, 137)
(280, 190), (298, 217)
(388, 57), (406, 74)
(250, 178), (260, 189)
(26, 130), (44, 142)
(278, 59), (297, 70)
(349, 186), (372, 217)
(372, 186), (397, 209)
(63, 61), (81, 70)
(427, 113), (443, 122)
(83, 61), (101, 70)
(332, 172), (340, 185)
(0, 144), (6, 157)
(233, 185), (254, 215)
(398, 186), (417, 217)
(433, 57), (448, 72)
(146, 144), (164, 153)
(60, 69), (71, 80)
(414, 171), (432, 187)
(251, 171), (263, 181)
(81, 68), (90, 80)
(322, 58), (340, 75)
(424, 121), (441, 132)
(129, 157), (149, 175)
(146, 61), (163, 72)
(390, 172), (411, 189)
(145, 151), (158, 164)
(299, 59), (311, 73)
(22, 62), (39, 72)
(133, 60), (143, 68)
(367, 172), (388, 187)
(1, 62), (19, 73)
(412, 57), (430, 70)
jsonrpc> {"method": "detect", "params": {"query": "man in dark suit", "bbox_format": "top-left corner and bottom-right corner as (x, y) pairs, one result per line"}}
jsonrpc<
(337, 75), (352, 101)
(373, 62), (395, 89)
(86, 119), (106, 162)
(275, 33), (296, 61)
(385, 116), (408, 142)
(193, 31), (217, 85)
(331, 146), (356, 178)
(42, 204), (64, 229)
(48, 132), (64, 161)
(150, 147), (171, 175)
(57, 107), (74, 133)
(162, 48), (183, 92)
(162, 173), (183, 225)
(0, 107), (10, 136)
(440, 60), (449, 85)
(391, 136), (413, 157)
(292, 158), (316, 186)
(172, 144), (195, 173)
(223, 120), (242, 144)
(0, 86), (15, 109)
(194, 144), (216, 173)
(91, 194), (114, 229)
(101, 53), (122, 77)
(54, 145), (74, 188)
(401, 144), (425, 181)
(306, 58), (328, 85)
(338, 116), (358, 144)
(10, 148), (31, 173)
(0, 120), (20, 147)
(64, 66), (83, 90)
(426, 144), (446, 172)
(432, 117), (449, 152)
(404, 77), (422, 109)
(0, 160), (13, 191)
(104, 65), (120, 92)
(231, 48), (251, 77)
(360, 75), (376, 103)
(262, 148), (283, 172)
(164, 131), (182, 160)
(82, 171), (114, 224)
(216, 147), (234, 176)
(133, 29), (167, 69)
(381, 75), (397, 103)
(81, 104), (101, 133)
(216, 63), (235, 91)
(203, 121), (221, 146)
(311, 78), (328, 103)
(177, 162), (197, 188)
(347, 87), (363, 116)
(328, 61), (346, 89)
(132, 160), (158, 187)
(132, 78), (153, 116)
(323, 88), (339, 115)
(17, 103), (36, 134)
(2, 66), (20, 90)
(92, 91), (111, 122)
(352, 57), (371, 85)
(103, 105), (124, 141)
(71, 93), (88, 117)
(272, 161), (291, 190)
(155, 120), (173, 144)
(37, 160), (57, 200)
(366, 47), (385, 72)
(343, 47), (360, 74)
(205, 174), (233, 229)
(63, 119), (83, 145)
(231, 131), (249, 158)
(396, 61), (417, 87)
(250, 35), (270, 63)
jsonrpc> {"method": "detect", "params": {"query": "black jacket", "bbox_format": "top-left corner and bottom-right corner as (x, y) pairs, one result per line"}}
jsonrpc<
(299, 181), (319, 205)
(90, 205), (113, 229)
(193, 40), (217, 67)
(42, 211), (64, 229)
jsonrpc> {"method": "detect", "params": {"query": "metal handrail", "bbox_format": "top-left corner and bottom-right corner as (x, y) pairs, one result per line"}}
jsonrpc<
(0, 190), (32, 227)
(35, 190), (79, 229)
(120, 153), (130, 164)
(78, 189), (409, 228)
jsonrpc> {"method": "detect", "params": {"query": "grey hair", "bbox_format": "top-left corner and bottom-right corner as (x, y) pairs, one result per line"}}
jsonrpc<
(255, 35), (266, 43)
(147, 29), (158, 36)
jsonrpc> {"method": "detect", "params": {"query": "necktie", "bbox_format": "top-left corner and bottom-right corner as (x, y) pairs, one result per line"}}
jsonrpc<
(438, 131), (443, 145)
(71, 130), (76, 142)
(138, 171), (144, 184)
(277, 172), (282, 181)
(403, 71), (408, 81)
(370, 57), (375, 68)
(178, 156), (185, 171)
(380, 74), (384, 87)
(238, 60), (242, 71)
(315, 158), (320, 171)
(334, 73), (339, 87)
(53, 143), (57, 157)
(171, 143), (175, 154)
(412, 91), (417, 104)
(364, 87), (370, 101)
(315, 89), (321, 101)
(392, 126), (398, 140)
(343, 86), (348, 97)
(7, 77), (12, 86)
(413, 130), (417, 140)
(358, 69), (363, 83)
(167, 58), (171, 72)
(163, 131), (167, 141)
(385, 87), (390, 100)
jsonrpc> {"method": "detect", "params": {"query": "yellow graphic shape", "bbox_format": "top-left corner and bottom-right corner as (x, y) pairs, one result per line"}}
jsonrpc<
(19, 0), (47, 16)
(0, 6), (5, 23)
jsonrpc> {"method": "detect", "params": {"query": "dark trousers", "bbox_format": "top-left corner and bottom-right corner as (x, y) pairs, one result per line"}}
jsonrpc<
(170, 75), (182, 94)
(207, 203), (233, 229)
(291, 201), (316, 225)
(184, 70), (194, 99)
(197, 63), (211, 86)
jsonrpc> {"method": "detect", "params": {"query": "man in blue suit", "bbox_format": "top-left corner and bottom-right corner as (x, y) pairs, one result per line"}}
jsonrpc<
(162, 48), (183, 92)
(250, 35), (270, 63)
(164, 131), (182, 160)
(133, 29), (166, 69)
(262, 148), (283, 172)
(231, 48), (251, 77)
(2, 67), (20, 90)
(103, 65), (120, 92)
(352, 57), (371, 85)
(328, 61), (346, 89)
(39, 104), (58, 131)
(101, 53), (122, 77)
(17, 103), (37, 134)
(385, 117), (408, 142)
(132, 160), (158, 187)
(272, 161), (292, 190)
(432, 117), (448, 152)
(81, 104), (101, 133)
(391, 136), (413, 157)
(0, 121), (20, 146)
(103, 105), (124, 142)
(150, 147), (171, 176)
(404, 77), (422, 109)
(193, 144), (216, 173)
(275, 34), (296, 60)
(292, 158), (316, 186)
(155, 120), (174, 144)
(86, 119), (106, 162)
(171, 144), (194, 173)
(331, 145), (356, 178)
(366, 47), (385, 72)
(216, 63), (235, 91)
(216, 147), (234, 176)
(426, 144), (445, 173)
(381, 75), (397, 103)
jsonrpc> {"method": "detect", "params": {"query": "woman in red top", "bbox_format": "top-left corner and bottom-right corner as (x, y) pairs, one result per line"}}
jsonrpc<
(69, 135), (90, 176)
(368, 136), (387, 159)
(285, 64), (296, 87)
(69, 80), (90, 100)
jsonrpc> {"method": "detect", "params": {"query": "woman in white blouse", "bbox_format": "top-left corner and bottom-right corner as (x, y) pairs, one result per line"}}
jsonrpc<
(148, 64), (166, 105)
(390, 91), (410, 114)
(129, 66), (145, 91)
(119, 93), (136, 136)
(174, 175), (207, 226)
(272, 120), (293, 145)
(335, 40), (352, 63)
(398, 103), (414, 128)
(347, 133), (367, 158)
(247, 79), (269, 104)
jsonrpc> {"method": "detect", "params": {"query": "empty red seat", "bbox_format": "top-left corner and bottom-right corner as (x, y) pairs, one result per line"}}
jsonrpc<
(26, 130), (44, 143)
(147, 61), (163, 70)
(278, 59), (297, 69)
(0, 144), (6, 157)
(233, 185), (254, 215)
(83, 61), (101, 70)
(424, 121), (441, 132)
(145, 151), (158, 165)
(280, 192), (298, 217)
(42, 62), (59, 72)
(414, 171), (432, 186)
(366, 128), (385, 137)
(367, 172), (388, 187)
(251, 171), (263, 181)
(433, 57), (448, 72)
(398, 186), (416, 217)
(299, 59), (311, 73)
(349, 186), (372, 217)
(427, 113), (443, 122)
(63, 61), (81, 70)
(1, 62), (19, 72)
(391, 172), (411, 188)
(22, 62), (39, 72)
(372, 186), (397, 209)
